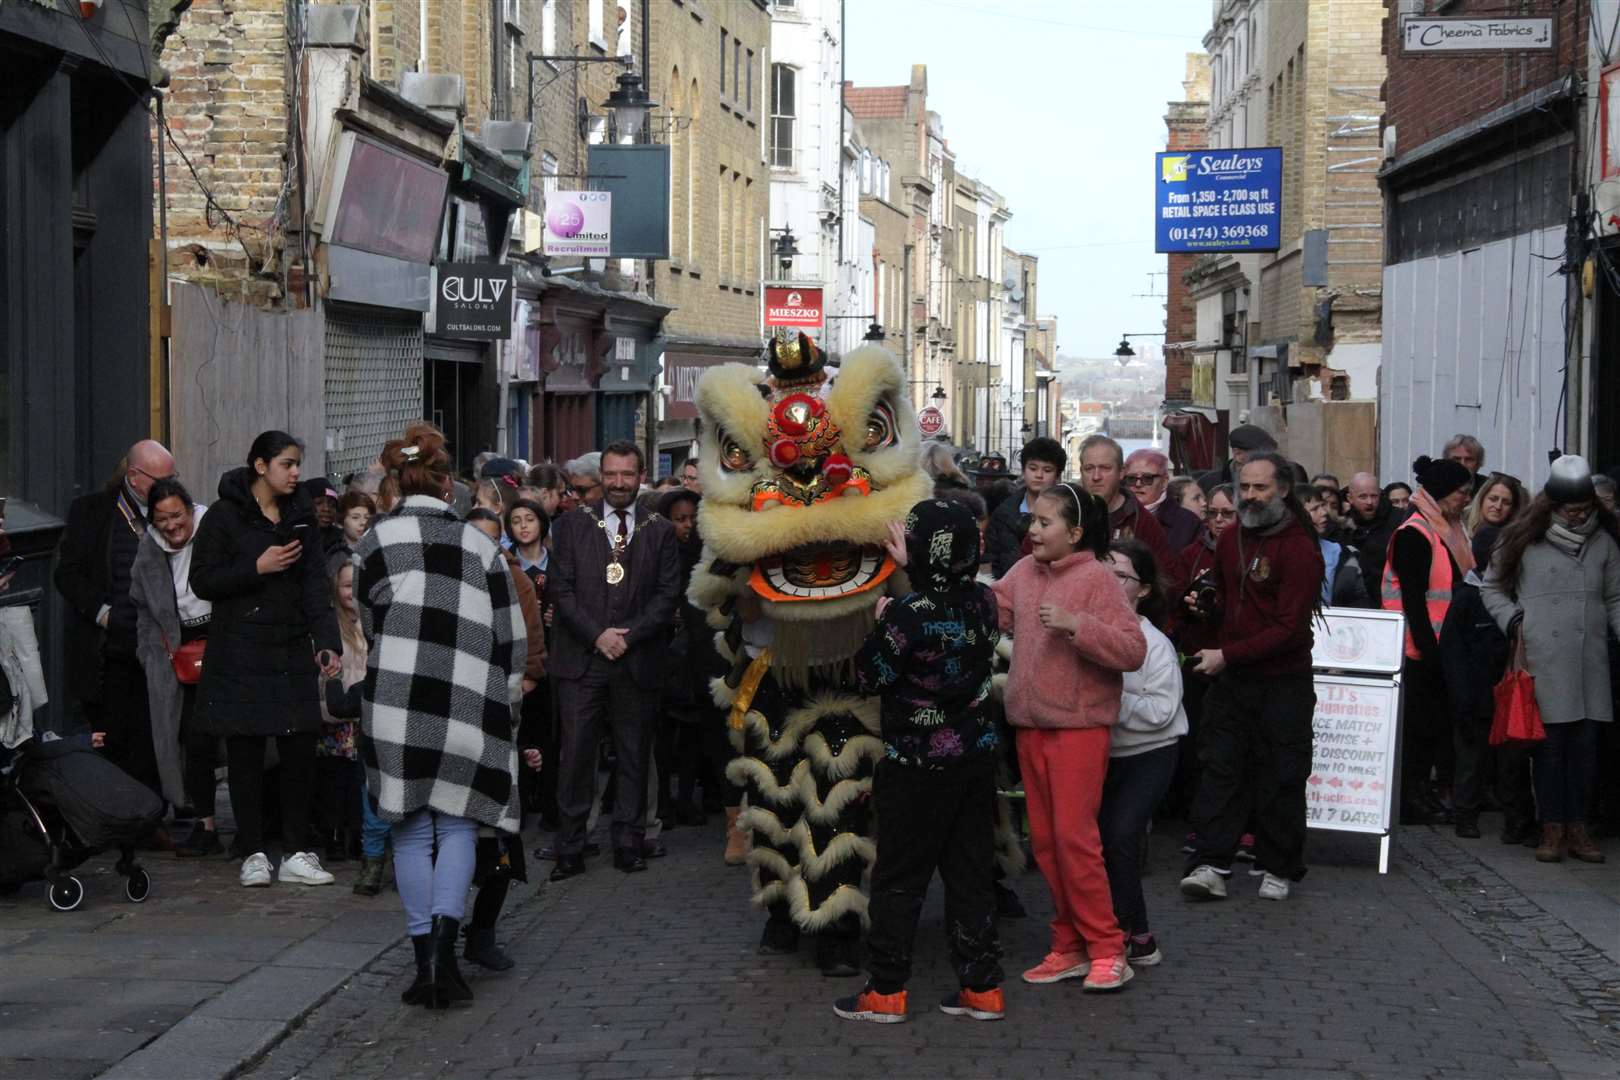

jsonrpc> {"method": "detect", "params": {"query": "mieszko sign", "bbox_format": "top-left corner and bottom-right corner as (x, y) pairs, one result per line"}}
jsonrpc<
(764, 286), (824, 330)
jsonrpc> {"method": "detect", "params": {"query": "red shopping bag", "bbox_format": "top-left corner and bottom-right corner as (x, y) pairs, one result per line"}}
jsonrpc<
(1489, 633), (1545, 746)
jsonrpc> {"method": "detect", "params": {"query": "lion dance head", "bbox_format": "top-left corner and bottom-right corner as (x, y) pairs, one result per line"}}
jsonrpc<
(688, 333), (932, 683)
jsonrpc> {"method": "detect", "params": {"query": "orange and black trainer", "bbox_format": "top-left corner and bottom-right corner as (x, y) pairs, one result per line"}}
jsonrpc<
(832, 986), (908, 1024)
(938, 986), (1005, 1021)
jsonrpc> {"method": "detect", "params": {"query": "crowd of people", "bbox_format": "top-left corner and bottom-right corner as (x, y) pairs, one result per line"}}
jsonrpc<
(19, 412), (1620, 1019)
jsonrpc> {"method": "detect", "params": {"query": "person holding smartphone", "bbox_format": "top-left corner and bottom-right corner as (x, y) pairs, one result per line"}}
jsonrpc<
(191, 430), (342, 889)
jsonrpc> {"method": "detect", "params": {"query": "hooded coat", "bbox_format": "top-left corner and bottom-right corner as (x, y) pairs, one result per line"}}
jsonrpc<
(852, 498), (1001, 768)
(189, 468), (340, 737)
(130, 503), (209, 804)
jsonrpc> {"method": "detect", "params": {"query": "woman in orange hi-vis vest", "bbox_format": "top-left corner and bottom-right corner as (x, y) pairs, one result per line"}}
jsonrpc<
(1381, 456), (1474, 831)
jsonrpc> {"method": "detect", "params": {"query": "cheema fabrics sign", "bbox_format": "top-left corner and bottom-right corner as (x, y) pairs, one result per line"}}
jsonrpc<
(543, 190), (612, 256)
(1154, 148), (1283, 254)
(433, 262), (513, 340)
(1402, 17), (1553, 53)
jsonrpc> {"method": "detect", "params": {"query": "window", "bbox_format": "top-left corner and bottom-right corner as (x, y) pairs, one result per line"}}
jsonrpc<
(589, 0), (605, 47)
(720, 30), (728, 95)
(541, 0), (555, 53)
(718, 164), (730, 278)
(746, 49), (754, 112)
(770, 64), (796, 168)
(733, 39), (742, 103)
(616, 0), (632, 58)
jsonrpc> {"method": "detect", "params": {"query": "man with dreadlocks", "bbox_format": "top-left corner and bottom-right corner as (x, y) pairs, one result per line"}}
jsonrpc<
(1178, 452), (1324, 903)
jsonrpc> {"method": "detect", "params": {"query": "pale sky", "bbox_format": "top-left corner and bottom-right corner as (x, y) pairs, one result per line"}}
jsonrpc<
(845, 0), (1211, 361)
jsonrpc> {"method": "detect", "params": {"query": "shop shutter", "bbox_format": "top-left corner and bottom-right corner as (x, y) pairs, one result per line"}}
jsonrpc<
(324, 307), (424, 479)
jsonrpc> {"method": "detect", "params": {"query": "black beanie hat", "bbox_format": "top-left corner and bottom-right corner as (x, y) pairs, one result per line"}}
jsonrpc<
(1412, 455), (1471, 499)
(1228, 424), (1278, 452)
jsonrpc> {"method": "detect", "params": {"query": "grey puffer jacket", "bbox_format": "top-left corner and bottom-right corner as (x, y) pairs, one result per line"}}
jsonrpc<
(1482, 528), (1620, 724)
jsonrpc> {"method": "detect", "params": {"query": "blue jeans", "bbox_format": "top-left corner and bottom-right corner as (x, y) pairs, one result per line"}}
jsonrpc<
(357, 761), (389, 858)
(1100, 744), (1178, 935)
(1532, 719), (1599, 825)
(391, 810), (478, 936)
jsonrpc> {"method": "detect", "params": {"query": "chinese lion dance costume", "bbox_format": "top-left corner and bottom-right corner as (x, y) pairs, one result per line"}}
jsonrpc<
(688, 333), (931, 974)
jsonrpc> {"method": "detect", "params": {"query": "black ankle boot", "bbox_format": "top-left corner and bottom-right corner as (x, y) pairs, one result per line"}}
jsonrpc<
(464, 926), (515, 971)
(400, 934), (433, 1005)
(426, 915), (473, 1008)
(758, 913), (800, 955)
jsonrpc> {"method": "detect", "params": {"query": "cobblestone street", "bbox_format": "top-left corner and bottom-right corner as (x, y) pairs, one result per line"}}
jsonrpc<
(242, 817), (1620, 1080)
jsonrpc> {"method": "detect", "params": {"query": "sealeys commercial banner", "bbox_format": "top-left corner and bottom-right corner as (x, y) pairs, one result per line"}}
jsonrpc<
(1155, 148), (1283, 254)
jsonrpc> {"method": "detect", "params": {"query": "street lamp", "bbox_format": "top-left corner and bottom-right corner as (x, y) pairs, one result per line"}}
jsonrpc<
(1115, 332), (1165, 366)
(931, 386), (947, 402)
(772, 227), (799, 279)
(603, 71), (657, 143)
(864, 321), (885, 342)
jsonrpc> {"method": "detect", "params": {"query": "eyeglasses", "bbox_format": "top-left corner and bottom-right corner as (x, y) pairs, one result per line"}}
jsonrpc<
(1112, 571), (1140, 584)
(130, 465), (179, 484)
(1209, 508), (1238, 520)
(569, 484), (598, 496)
(1123, 473), (1164, 487)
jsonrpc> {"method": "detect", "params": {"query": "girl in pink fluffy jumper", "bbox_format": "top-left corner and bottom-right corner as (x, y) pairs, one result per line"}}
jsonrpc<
(991, 483), (1147, 992)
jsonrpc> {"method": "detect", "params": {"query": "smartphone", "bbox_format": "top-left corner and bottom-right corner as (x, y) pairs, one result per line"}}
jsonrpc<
(0, 555), (22, 577)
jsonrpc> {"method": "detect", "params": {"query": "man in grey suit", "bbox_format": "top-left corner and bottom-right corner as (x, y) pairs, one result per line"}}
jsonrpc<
(548, 440), (682, 879)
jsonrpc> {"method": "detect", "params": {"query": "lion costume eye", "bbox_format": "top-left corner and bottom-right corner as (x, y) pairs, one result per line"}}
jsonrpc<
(720, 432), (754, 471)
(863, 401), (898, 451)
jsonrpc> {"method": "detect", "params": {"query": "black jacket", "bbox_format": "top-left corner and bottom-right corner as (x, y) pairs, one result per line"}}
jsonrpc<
(1438, 579), (1509, 723)
(54, 486), (143, 701)
(986, 486), (1030, 580)
(548, 504), (682, 690)
(190, 468), (340, 737)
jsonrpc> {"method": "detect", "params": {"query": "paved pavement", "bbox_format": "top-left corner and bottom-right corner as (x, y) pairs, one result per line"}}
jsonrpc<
(0, 839), (400, 1080)
(240, 813), (1620, 1080)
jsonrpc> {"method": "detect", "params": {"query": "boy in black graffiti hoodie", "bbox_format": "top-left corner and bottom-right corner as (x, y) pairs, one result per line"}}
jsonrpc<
(833, 498), (1006, 1025)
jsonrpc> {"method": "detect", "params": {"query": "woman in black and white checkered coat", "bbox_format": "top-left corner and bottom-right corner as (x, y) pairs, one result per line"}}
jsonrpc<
(354, 423), (526, 1010)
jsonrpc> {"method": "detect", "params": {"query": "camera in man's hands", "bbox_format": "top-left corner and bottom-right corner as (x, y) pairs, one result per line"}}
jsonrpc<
(1190, 570), (1220, 619)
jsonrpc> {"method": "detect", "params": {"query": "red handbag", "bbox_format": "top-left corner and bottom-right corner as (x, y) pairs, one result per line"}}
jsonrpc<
(1489, 632), (1545, 746)
(160, 629), (207, 686)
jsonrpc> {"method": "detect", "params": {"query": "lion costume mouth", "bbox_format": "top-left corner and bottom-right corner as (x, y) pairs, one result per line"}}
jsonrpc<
(748, 542), (895, 602)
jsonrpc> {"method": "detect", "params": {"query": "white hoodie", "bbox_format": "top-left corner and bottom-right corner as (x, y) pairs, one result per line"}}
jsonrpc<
(152, 503), (212, 628)
(1110, 616), (1189, 758)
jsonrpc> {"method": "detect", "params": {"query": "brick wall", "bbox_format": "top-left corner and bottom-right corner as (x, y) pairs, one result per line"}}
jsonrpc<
(157, 0), (291, 306)
(1165, 100), (1206, 402)
(650, 0), (771, 342)
(1382, 0), (1582, 159)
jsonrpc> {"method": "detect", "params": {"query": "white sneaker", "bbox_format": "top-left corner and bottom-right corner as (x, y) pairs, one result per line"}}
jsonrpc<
(240, 852), (272, 888)
(1258, 873), (1290, 901)
(278, 851), (335, 886)
(1179, 864), (1228, 900)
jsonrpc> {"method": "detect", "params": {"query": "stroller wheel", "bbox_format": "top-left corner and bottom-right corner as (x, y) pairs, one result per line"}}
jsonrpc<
(125, 868), (151, 903)
(48, 877), (85, 912)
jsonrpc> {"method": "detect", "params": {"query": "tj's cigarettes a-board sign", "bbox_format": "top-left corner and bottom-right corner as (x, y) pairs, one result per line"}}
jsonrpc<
(543, 191), (612, 257)
(1308, 608), (1406, 836)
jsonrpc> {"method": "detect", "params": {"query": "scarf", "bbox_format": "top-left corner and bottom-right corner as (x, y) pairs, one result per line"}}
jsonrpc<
(1545, 512), (1599, 559)
(1410, 486), (1474, 575)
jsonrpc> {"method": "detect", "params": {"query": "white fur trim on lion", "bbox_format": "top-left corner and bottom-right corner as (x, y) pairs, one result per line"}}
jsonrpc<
(824, 346), (923, 489)
(786, 877), (871, 931)
(732, 706), (817, 761)
(725, 756), (803, 809)
(802, 732), (885, 782)
(697, 472), (933, 565)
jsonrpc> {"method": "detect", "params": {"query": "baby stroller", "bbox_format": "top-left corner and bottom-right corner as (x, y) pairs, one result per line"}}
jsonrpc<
(0, 738), (162, 911)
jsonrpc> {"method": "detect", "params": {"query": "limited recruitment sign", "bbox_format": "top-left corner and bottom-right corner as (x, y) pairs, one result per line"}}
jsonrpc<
(1155, 148), (1283, 254)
